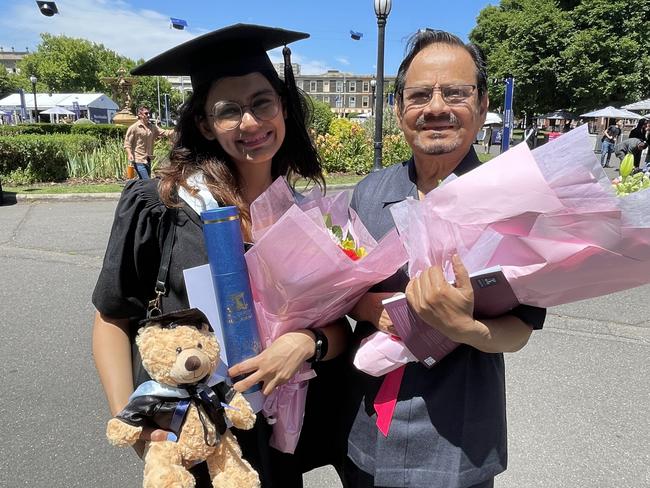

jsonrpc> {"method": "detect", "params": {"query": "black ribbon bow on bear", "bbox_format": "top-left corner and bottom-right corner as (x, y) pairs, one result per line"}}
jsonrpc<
(185, 381), (236, 446)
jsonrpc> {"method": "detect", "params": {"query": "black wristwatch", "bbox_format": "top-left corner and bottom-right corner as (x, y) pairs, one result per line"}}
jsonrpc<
(306, 328), (328, 363)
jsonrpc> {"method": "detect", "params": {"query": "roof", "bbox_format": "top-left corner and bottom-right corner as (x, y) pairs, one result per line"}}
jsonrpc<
(0, 92), (119, 110)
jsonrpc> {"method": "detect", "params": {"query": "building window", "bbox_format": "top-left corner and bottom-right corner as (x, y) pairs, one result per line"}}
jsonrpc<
(324, 96), (330, 103)
(362, 96), (369, 107)
(297, 80), (304, 89)
(363, 81), (369, 92)
(323, 81), (330, 92)
(335, 95), (342, 108)
(349, 96), (356, 108)
(310, 81), (317, 92)
(349, 81), (356, 92)
(336, 81), (343, 93)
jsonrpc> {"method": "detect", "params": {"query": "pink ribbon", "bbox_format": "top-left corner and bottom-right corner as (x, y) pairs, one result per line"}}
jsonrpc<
(374, 365), (406, 436)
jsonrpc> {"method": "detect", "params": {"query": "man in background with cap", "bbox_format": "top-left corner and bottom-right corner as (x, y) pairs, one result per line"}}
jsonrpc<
(124, 106), (173, 179)
(345, 29), (545, 488)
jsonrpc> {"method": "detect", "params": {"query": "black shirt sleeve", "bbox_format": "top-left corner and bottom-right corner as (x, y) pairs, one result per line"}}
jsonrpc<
(508, 303), (545, 330)
(92, 179), (166, 319)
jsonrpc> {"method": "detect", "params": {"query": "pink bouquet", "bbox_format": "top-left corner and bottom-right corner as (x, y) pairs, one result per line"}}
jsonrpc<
(356, 125), (650, 376)
(245, 177), (407, 452)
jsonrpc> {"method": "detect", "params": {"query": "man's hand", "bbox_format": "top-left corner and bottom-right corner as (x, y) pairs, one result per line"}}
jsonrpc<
(405, 254), (477, 343)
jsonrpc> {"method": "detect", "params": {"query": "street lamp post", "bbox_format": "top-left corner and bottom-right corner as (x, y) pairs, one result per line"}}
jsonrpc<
(29, 75), (38, 123)
(372, 0), (392, 171)
(370, 78), (376, 117)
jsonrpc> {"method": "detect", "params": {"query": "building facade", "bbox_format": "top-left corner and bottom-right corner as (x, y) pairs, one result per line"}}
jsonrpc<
(296, 69), (394, 116)
(0, 48), (28, 74)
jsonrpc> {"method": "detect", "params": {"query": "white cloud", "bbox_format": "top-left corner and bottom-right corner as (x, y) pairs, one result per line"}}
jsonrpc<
(336, 57), (350, 66)
(1, 1), (335, 76)
(1, 0), (197, 61)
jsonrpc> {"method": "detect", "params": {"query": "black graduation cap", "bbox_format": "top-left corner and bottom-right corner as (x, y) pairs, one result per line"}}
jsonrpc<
(36, 1), (58, 16)
(131, 23), (309, 88)
(350, 30), (363, 41)
(170, 17), (188, 30)
(139, 308), (213, 332)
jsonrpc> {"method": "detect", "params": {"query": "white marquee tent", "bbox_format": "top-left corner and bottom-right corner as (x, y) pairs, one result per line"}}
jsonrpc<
(0, 92), (119, 123)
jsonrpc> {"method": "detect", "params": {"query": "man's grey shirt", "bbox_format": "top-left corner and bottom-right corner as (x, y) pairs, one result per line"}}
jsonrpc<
(346, 149), (545, 488)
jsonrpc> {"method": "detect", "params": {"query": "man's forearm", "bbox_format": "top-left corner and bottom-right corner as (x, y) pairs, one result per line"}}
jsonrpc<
(459, 315), (533, 353)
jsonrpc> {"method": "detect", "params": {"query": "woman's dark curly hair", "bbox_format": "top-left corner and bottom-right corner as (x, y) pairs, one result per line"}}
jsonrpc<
(158, 67), (324, 240)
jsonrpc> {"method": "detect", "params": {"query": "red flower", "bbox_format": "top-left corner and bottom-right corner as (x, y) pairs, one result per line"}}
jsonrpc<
(340, 246), (361, 261)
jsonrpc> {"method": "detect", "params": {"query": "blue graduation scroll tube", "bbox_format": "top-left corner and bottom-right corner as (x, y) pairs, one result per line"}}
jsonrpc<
(201, 206), (261, 392)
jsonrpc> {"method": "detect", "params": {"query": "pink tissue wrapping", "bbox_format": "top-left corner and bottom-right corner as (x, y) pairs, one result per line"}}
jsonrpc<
(245, 181), (408, 453)
(354, 125), (650, 377)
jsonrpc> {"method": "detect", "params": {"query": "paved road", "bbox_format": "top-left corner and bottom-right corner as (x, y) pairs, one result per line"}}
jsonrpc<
(1, 198), (649, 487)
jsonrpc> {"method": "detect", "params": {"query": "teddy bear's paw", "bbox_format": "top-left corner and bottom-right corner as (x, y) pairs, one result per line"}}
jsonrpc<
(143, 463), (195, 488)
(211, 469), (260, 488)
(106, 418), (142, 447)
(225, 393), (256, 430)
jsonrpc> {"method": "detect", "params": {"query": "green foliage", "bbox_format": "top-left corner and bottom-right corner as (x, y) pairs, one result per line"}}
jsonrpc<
(0, 134), (98, 183)
(131, 76), (185, 120)
(66, 138), (127, 180)
(0, 71), (21, 98)
(309, 98), (334, 135)
(70, 123), (126, 140)
(470, 0), (650, 115)
(16, 33), (132, 93)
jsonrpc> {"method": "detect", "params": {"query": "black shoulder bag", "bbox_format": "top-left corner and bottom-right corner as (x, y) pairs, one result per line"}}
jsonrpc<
(132, 207), (177, 386)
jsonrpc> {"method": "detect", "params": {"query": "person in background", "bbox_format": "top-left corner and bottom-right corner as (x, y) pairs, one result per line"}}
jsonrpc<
(124, 106), (174, 179)
(482, 124), (493, 154)
(600, 120), (623, 168)
(344, 28), (546, 488)
(615, 137), (648, 169)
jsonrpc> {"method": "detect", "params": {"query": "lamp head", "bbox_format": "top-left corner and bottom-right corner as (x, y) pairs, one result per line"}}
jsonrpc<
(30, 75), (37, 84)
(374, 0), (392, 17)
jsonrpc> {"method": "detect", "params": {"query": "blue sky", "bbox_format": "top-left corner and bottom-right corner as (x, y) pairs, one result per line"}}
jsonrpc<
(1, 0), (496, 75)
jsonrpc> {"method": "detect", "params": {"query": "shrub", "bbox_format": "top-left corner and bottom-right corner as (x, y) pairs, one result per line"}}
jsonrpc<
(0, 134), (98, 183)
(316, 118), (373, 174)
(309, 98), (334, 136)
(382, 133), (412, 166)
(71, 123), (127, 140)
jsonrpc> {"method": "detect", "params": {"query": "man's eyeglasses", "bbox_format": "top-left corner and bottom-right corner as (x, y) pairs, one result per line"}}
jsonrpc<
(141, 112), (150, 116)
(402, 85), (477, 108)
(209, 94), (281, 131)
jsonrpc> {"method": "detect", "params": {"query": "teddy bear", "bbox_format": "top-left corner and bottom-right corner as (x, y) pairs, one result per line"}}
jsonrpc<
(106, 308), (260, 488)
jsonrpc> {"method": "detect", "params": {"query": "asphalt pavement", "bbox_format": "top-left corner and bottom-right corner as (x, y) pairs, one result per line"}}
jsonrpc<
(1, 192), (649, 487)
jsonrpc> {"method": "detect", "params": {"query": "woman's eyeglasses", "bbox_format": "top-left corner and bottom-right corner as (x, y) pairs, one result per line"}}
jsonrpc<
(209, 94), (281, 131)
(402, 85), (476, 108)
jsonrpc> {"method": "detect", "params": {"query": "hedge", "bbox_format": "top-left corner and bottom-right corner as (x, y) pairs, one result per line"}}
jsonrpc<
(0, 123), (127, 139)
(0, 134), (99, 183)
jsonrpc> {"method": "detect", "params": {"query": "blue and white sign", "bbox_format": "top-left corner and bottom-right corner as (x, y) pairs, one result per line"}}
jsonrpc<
(501, 77), (515, 152)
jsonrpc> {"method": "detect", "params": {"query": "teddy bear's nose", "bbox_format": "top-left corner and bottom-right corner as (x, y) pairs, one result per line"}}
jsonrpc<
(185, 356), (202, 372)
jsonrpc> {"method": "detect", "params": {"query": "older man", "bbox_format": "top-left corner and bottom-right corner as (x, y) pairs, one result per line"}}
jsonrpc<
(123, 106), (173, 179)
(615, 137), (648, 169)
(345, 30), (546, 488)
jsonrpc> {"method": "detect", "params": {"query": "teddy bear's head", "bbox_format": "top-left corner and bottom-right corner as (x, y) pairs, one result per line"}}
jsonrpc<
(136, 309), (221, 387)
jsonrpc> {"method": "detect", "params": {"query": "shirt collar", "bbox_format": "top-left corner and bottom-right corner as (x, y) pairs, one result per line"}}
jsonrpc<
(382, 146), (481, 204)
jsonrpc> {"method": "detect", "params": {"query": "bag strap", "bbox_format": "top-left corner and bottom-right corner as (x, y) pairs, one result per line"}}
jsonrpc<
(148, 207), (177, 318)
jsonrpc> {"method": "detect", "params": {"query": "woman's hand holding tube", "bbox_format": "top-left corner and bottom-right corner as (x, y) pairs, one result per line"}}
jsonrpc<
(228, 330), (315, 395)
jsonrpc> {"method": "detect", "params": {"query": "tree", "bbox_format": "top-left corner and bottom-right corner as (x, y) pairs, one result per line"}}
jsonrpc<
(16, 33), (132, 93)
(470, 0), (650, 116)
(309, 97), (334, 135)
(0, 71), (21, 98)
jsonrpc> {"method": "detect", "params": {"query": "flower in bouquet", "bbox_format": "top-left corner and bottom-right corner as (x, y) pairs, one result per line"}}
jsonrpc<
(613, 156), (650, 196)
(324, 213), (367, 261)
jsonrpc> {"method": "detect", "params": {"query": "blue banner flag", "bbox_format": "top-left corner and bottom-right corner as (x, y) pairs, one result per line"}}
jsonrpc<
(170, 17), (188, 30)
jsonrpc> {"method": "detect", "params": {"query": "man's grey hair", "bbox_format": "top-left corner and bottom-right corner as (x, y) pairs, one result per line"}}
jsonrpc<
(394, 29), (488, 110)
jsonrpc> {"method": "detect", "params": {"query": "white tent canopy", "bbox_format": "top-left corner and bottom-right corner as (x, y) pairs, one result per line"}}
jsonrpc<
(580, 106), (642, 119)
(621, 99), (650, 111)
(484, 112), (502, 125)
(41, 106), (75, 115)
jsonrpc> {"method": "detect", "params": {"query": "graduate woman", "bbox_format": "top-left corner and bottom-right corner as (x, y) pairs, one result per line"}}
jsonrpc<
(92, 24), (349, 487)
